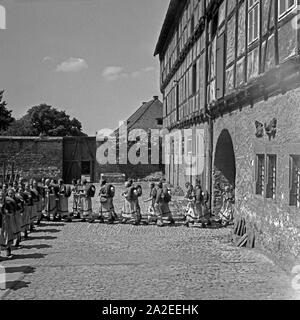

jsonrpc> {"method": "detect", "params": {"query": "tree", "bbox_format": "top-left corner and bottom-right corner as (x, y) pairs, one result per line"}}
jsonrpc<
(0, 90), (14, 131)
(27, 104), (86, 136)
(1, 117), (32, 136)
(1, 103), (86, 137)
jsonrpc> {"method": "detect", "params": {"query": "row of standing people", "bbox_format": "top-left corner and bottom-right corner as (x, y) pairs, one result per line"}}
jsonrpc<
(0, 177), (93, 259)
(0, 179), (44, 259)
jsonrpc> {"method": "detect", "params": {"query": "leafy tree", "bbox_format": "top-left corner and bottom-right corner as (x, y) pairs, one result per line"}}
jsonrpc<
(1, 117), (32, 136)
(0, 90), (14, 131)
(27, 104), (85, 137)
(1, 103), (86, 137)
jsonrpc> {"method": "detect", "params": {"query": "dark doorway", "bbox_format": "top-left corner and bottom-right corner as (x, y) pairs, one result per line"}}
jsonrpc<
(213, 129), (236, 214)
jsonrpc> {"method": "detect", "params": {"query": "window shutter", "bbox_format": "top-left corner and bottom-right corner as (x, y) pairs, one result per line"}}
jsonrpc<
(289, 156), (294, 206)
(255, 155), (259, 194)
(216, 33), (225, 99)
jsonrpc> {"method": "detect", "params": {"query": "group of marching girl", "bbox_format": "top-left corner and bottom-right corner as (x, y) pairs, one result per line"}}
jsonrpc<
(73, 178), (176, 227)
(0, 176), (103, 259)
(0, 175), (218, 259)
(0, 177), (72, 259)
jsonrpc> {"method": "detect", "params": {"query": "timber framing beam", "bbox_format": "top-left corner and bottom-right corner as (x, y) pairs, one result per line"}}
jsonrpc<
(166, 54), (300, 131)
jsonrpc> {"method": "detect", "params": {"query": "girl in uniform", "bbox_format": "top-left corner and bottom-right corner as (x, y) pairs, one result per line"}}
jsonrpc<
(0, 189), (15, 258)
(120, 180), (136, 224)
(44, 179), (58, 221)
(71, 179), (79, 218)
(99, 180), (116, 224)
(133, 185), (143, 225)
(154, 181), (175, 227)
(14, 186), (25, 247)
(183, 182), (197, 227)
(31, 180), (40, 226)
(217, 186), (234, 227)
(57, 179), (71, 222)
(144, 182), (157, 224)
(80, 180), (93, 222)
(24, 183), (35, 233)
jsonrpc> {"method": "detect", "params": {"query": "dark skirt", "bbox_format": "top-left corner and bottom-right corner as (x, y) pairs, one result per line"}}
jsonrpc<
(0, 214), (15, 247)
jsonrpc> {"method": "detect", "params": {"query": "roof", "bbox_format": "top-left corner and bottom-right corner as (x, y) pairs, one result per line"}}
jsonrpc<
(154, 0), (188, 57)
(126, 98), (162, 131)
(113, 97), (162, 136)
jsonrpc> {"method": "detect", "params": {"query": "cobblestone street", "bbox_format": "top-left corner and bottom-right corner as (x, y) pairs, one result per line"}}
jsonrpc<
(0, 206), (296, 300)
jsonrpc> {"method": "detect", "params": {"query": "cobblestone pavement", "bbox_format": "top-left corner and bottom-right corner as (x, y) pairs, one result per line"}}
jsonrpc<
(0, 183), (297, 300)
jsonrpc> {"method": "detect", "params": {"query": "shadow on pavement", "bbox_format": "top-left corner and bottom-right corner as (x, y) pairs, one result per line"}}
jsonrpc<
(26, 236), (57, 241)
(39, 223), (65, 227)
(33, 229), (61, 234)
(5, 266), (36, 274)
(4, 281), (31, 291)
(20, 244), (52, 250)
(11, 253), (47, 260)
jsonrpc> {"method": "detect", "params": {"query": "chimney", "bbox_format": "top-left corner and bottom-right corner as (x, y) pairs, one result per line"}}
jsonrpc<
(153, 96), (159, 100)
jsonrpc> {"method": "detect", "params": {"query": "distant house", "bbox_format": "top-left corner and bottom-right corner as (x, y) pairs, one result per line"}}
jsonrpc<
(97, 96), (164, 180)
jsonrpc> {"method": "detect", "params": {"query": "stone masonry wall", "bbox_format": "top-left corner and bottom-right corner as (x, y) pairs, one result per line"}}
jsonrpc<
(213, 87), (300, 270)
(0, 137), (63, 181)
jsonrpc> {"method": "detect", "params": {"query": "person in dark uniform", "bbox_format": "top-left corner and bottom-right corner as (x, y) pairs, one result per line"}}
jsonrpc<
(0, 188), (16, 259)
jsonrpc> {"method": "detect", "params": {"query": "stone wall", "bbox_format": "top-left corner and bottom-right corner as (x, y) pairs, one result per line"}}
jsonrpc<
(0, 137), (63, 181)
(213, 87), (300, 270)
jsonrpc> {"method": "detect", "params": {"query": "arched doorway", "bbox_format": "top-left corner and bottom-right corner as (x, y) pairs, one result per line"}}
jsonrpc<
(213, 129), (236, 214)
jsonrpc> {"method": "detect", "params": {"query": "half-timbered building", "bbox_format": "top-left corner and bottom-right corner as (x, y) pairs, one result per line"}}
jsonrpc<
(155, 0), (300, 268)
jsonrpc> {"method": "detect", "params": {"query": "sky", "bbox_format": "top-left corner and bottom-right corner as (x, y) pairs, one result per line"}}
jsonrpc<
(0, 0), (170, 135)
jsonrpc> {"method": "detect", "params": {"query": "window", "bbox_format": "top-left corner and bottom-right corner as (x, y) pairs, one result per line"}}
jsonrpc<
(266, 155), (277, 200)
(256, 154), (277, 199)
(289, 155), (300, 207)
(187, 136), (193, 156)
(192, 63), (197, 96)
(256, 154), (265, 196)
(190, 14), (195, 35)
(81, 161), (91, 175)
(248, 0), (260, 44)
(157, 118), (163, 126)
(279, 0), (296, 18)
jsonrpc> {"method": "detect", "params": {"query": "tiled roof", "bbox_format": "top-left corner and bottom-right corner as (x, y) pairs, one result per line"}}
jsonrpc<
(154, 0), (188, 56)
(113, 97), (162, 136)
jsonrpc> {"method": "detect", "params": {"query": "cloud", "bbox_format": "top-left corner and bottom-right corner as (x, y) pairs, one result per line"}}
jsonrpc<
(102, 66), (127, 82)
(55, 57), (88, 73)
(130, 66), (155, 78)
(42, 56), (54, 63)
(102, 66), (155, 82)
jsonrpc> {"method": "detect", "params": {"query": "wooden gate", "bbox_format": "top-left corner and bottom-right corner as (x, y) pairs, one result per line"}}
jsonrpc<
(63, 137), (96, 184)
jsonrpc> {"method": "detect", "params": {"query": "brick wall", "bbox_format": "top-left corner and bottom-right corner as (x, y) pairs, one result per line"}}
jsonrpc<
(0, 137), (63, 181)
(213, 87), (300, 270)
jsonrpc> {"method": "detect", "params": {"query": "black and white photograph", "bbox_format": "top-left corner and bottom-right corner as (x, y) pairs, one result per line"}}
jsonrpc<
(0, 0), (300, 307)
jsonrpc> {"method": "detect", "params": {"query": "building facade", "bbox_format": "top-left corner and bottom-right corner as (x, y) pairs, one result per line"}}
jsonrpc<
(97, 96), (164, 180)
(155, 0), (300, 269)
